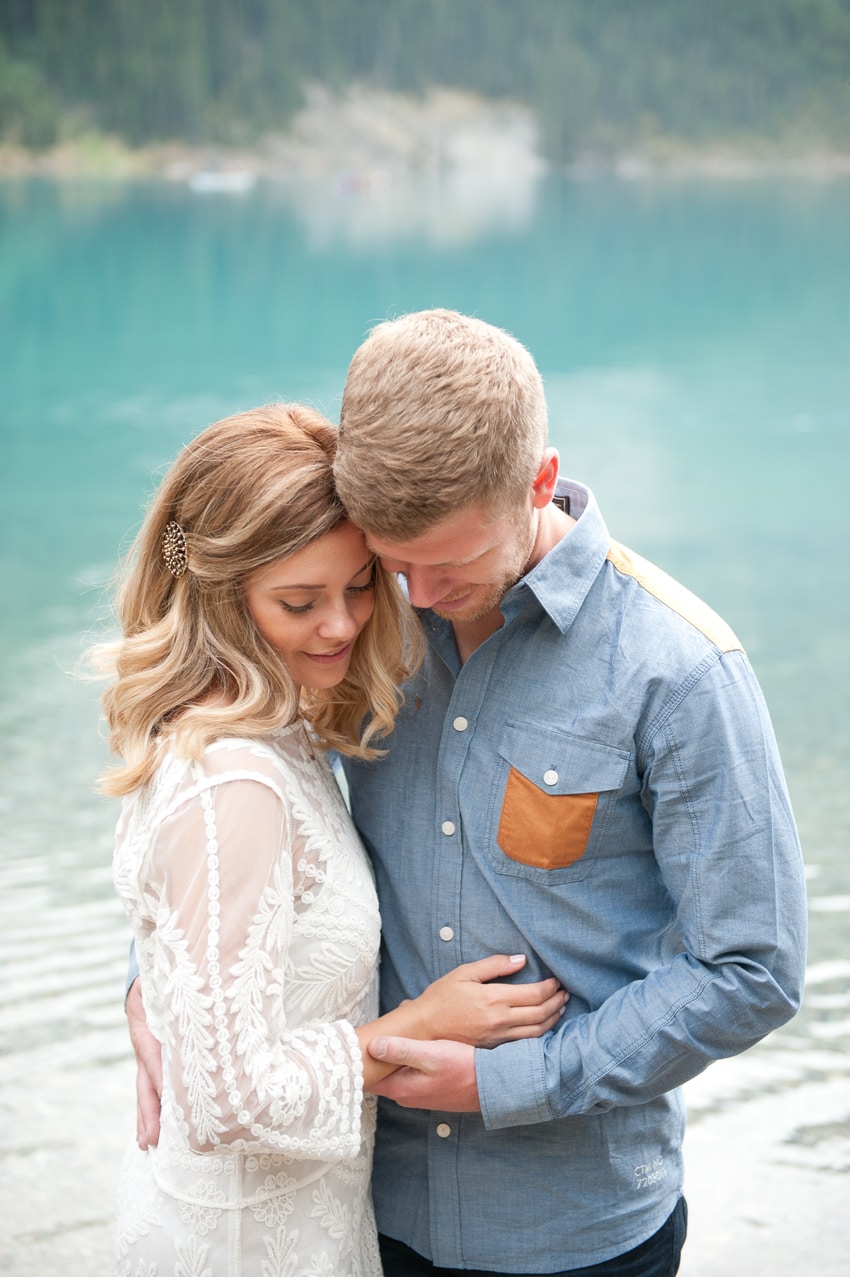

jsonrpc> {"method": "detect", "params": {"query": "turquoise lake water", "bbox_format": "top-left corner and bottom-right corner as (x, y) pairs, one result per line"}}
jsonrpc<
(0, 171), (849, 1270)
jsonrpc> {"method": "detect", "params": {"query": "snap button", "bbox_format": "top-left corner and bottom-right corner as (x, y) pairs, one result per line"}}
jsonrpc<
(543, 769), (559, 786)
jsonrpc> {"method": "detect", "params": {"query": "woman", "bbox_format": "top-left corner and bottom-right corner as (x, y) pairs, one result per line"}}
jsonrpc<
(95, 403), (565, 1276)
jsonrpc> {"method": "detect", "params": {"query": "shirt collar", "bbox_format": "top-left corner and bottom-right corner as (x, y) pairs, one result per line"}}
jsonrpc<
(492, 479), (608, 633)
(418, 478), (611, 649)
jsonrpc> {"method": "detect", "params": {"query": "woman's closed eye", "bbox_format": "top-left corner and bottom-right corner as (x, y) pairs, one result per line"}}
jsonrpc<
(278, 568), (375, 614)
(278, 599), (314, 614)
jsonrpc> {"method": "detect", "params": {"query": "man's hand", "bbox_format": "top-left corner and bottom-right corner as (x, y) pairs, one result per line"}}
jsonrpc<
(367, 1038), (480, 1111)
(126, 978), (163, 1149)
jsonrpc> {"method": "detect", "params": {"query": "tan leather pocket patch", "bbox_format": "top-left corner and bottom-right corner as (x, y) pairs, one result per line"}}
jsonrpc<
(498, 767), (598, 869)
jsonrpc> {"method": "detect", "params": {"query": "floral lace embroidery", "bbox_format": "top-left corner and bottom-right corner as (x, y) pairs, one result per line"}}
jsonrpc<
(112, 730), (382, 1276)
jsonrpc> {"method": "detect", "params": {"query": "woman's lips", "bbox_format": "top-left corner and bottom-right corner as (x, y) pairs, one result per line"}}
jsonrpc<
(304, 643), (352, 664)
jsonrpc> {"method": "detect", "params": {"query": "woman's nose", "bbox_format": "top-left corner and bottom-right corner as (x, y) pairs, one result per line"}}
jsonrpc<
(317, 600), (360, 638)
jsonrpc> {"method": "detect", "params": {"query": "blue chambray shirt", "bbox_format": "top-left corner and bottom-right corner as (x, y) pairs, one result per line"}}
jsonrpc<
(342, 478), (807, 1272)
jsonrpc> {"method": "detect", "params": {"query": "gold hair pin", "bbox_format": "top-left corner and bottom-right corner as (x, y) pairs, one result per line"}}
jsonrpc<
(162, 520), (188, 577)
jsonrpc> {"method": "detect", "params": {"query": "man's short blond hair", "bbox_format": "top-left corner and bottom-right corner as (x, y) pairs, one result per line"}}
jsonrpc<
(335, 309), (548, 539)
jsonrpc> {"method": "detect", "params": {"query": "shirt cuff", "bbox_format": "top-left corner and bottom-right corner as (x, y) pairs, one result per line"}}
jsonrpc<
(476, 1037), (551, 1130)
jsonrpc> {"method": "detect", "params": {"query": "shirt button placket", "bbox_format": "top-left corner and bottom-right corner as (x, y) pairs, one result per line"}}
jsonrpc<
(436, 713), (468, 968)
(439, 821), (455, 944)
(432, 700), (480, 1267)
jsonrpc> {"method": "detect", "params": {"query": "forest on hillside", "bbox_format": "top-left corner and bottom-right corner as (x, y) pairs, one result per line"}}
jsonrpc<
(1, 0), (848, 162)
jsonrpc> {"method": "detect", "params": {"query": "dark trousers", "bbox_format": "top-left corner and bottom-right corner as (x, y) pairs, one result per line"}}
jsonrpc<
(378, 1196), (687, 1277)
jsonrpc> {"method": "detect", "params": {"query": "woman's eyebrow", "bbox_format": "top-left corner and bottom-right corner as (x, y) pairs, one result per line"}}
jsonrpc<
(270, 558), (374, 591)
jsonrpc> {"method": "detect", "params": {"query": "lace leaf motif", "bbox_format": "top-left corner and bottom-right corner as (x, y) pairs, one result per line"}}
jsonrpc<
(311, 1176), (351, 1245)
(287, 943), (367, 1023)
(157, 906), (224, 1146)
(261, 1226), (300, 1277)
(228, 859), (290, 1103)
(174, 1233), (214, 1277)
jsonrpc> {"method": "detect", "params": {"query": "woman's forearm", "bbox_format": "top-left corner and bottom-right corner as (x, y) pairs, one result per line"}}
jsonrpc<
(355, 998), (428, 1086)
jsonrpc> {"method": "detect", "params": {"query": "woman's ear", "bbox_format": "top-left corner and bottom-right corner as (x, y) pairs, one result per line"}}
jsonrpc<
(531, 449), (559, 509)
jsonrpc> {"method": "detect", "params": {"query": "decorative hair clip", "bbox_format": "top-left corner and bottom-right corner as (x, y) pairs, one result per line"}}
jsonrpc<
(161, 520), (188, 578)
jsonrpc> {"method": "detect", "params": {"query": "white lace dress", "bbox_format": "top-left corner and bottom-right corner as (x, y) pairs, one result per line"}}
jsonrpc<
(112, 725), (383, 1277)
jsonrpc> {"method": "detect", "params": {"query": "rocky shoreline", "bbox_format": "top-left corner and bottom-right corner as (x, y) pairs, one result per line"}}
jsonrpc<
(2, 83), (848, 185)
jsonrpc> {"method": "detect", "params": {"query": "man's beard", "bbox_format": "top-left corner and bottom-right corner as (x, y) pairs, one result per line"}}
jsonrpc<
(430, 513), (537, 624)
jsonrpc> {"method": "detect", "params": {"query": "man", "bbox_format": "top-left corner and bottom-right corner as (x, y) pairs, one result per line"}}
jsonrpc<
(129, 309), (806, 1275)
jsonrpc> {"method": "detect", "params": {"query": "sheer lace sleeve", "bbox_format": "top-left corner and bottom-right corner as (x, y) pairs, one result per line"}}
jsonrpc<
(141, 751), (367, 1161)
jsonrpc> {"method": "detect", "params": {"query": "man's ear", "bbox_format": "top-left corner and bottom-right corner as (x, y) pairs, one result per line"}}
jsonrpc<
(531, 449), (559, 509)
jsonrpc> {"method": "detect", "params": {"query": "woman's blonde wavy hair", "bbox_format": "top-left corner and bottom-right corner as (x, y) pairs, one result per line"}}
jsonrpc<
(92, 402), (422, 797)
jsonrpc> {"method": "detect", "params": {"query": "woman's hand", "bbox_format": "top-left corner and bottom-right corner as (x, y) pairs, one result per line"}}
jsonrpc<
(412, 954), (568, 1048)
(356, 955), (567, 1088)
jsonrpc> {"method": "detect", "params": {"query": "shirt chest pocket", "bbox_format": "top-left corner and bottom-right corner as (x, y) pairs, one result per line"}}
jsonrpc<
(490, 724), (630, 878)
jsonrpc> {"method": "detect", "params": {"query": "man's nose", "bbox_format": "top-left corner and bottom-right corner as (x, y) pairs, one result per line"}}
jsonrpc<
(403, 566), (448, 609)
